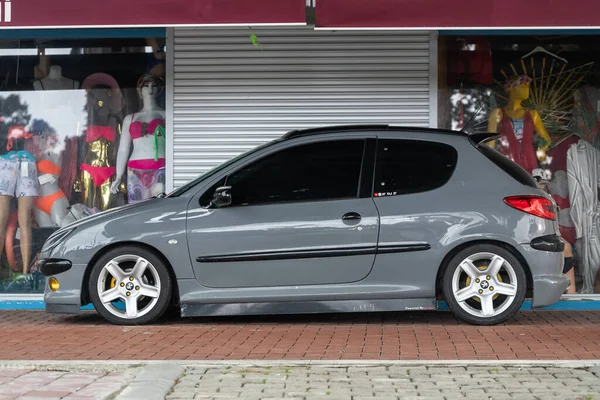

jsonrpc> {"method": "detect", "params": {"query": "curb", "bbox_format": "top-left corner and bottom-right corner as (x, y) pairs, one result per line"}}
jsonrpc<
(114, 362), (185, 400)
(2, 359), (600, 368)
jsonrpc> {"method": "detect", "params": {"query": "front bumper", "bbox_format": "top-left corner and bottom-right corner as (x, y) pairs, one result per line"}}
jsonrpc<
(38, 258), (86, 315)
(38, 258), (72, 276)
(517, 240), (569, 309)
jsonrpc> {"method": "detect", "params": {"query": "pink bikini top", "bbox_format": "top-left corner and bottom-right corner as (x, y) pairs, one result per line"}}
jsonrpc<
(129, 114), (165, 140)
(129, 114), (166, 161)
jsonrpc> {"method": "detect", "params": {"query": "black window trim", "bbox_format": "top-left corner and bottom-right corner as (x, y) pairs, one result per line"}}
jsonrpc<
(359, 138), (377, 198)
(205, 137), (370, 209)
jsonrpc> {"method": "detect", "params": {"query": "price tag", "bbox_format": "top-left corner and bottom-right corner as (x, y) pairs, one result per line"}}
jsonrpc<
(21, 162), (28, 178)
(38, 174), (56, 185)
(15, 228), (20, 240)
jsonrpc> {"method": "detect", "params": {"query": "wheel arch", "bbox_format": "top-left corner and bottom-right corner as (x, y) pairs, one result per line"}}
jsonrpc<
(435, 239), (533, 298)
(80, 241), (180, 306)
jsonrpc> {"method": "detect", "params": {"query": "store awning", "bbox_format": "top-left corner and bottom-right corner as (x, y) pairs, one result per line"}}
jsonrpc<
(316, 0), (600, 29)
(0, 0), (306, 29)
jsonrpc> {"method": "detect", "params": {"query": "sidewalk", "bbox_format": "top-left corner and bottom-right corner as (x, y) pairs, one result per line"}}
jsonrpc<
(0, 364), (139, 399)
(1, 310), (600, 360)
(167, 363), (600, 400)
(1, 361), (600, 400)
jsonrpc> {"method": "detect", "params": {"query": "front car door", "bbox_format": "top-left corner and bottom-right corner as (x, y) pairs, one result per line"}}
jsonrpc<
(186, 136), (380, 288)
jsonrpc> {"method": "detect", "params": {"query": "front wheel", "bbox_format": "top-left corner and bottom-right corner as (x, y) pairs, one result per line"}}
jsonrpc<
(443, 244), (527, 325)
(88, 246), (172, 325)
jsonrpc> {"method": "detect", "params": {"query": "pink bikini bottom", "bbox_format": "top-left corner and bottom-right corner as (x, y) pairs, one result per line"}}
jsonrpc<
(80, 164), (116, 187)
(127, 158), (165, 171)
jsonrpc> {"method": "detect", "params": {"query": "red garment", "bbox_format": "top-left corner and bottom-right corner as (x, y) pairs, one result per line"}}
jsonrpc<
(80, 164), (115, 187)
(560, 225), (576, 246)
(551, 193), (570, 210)
(549, 189), (576, 245)
(85, 125), (116, 142)
(447, 37), (493, 86)
(129, 117), (165, 139)
(547, 135), (578, 174)
(497, 110), (538, 174)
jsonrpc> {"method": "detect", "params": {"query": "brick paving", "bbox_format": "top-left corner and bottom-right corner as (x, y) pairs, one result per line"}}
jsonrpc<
(1, 310), (600, 361)
(168, 364), (600, 400)
(0, 367), (136, 400)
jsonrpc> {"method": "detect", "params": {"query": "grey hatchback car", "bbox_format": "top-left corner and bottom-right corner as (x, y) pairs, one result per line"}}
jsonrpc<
(39, 125), (569, 326)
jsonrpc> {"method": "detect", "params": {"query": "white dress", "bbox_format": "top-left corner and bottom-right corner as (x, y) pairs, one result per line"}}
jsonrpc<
(567, 139), (600, 293)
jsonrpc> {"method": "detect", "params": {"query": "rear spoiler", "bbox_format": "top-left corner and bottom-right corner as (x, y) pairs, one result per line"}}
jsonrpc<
(468, 132), (501, 146)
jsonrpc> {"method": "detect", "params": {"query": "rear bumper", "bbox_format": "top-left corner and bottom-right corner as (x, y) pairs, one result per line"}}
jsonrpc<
(532, 274), (570, 308)
(516, 240), (568, 309)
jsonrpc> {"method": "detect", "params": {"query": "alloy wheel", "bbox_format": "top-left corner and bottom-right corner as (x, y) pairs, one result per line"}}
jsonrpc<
(451, 252), (518, 318)
(96, 254), (162, 319)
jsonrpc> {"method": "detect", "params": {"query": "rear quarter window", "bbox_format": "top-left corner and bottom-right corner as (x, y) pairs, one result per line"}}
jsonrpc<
(475, 143), (537, 188)
(374, 139), (458, 196)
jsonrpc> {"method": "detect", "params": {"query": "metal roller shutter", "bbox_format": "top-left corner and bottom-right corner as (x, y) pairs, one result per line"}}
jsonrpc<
(171, 27), (433, 188)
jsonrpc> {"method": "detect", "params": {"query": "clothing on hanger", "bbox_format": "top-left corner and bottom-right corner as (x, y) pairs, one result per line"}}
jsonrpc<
(566, 139), (600, 293)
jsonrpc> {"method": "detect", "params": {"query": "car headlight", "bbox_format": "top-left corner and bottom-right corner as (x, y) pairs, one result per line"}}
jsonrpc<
(42, 228), (75, 254)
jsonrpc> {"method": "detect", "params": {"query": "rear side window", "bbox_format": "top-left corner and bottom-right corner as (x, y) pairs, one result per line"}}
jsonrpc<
(475, 144), (537, 188)
(374, 139), (458, 196)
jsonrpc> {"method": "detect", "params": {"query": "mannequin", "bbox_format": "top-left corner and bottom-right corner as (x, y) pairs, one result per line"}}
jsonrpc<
(487, 75), (552, 173)
(31, 66), (79, 226)
(33, 135), (70, 227)
(111, 74), (166, 203)
(78, 73), (124, 211)
(79, 88), (118, 211)
(33, 65), (79, 90)
(0, 127), (38, 275)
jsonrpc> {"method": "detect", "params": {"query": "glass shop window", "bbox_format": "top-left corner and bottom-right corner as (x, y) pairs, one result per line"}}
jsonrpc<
(437, 34), (600, 295)
(0, 36), (167, 293)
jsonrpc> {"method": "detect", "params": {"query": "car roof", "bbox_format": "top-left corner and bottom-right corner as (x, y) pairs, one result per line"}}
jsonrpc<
(282, 125), (494, 145)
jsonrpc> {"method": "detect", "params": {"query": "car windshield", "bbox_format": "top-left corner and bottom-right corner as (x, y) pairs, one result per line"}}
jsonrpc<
(167, 139), (279, 197)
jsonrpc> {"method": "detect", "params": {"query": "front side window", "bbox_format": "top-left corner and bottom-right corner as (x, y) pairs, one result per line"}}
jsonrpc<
(224, 139), (365, 206)
(374, 139), (457, 196)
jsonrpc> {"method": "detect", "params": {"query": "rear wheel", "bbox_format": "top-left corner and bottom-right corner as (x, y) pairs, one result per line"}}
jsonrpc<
(88, 246), (172, 325)
(443, 244), (526, 325)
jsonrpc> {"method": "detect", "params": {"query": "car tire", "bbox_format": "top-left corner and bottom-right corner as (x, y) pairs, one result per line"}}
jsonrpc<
(88, 245), (172, 325)
(442, 244), (527, 325)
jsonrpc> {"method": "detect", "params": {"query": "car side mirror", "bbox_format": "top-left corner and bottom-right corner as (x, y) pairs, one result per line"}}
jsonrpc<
(210, 186), (232, 208)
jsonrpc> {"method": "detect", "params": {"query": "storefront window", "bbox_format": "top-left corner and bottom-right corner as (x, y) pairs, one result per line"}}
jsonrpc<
(438, 34), (600, 295)
(0, 36), (167, 293)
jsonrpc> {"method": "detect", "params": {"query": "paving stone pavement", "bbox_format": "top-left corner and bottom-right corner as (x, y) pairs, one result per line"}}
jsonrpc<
(167, 364), (600, 400)
(0, 366), (139, 400)
(3, 310), (600, 361)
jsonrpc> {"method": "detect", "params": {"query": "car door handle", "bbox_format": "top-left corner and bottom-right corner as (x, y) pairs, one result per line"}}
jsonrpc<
(342, 212), (362, 221)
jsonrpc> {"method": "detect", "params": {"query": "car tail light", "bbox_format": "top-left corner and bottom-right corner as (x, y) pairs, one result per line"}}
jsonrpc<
(503, 196), (556, 220)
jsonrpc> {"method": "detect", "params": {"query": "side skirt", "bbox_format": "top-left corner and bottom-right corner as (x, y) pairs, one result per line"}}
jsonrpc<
(180, 298), (437, 318)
